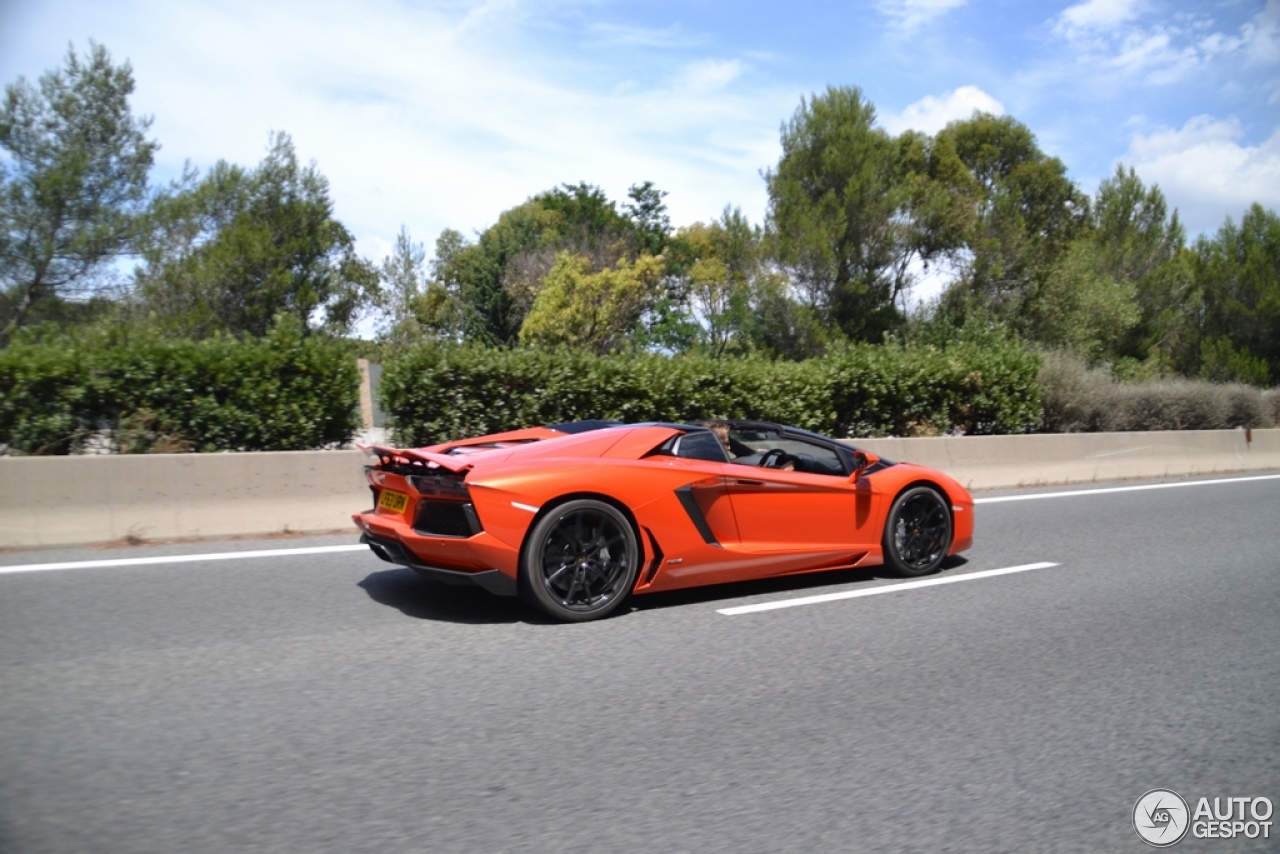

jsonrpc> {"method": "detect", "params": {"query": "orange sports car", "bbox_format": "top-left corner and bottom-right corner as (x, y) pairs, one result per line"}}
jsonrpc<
(353, 420), (974, 621)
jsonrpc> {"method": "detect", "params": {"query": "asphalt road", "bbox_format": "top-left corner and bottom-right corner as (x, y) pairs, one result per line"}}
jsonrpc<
(2, 474), (1278, 853)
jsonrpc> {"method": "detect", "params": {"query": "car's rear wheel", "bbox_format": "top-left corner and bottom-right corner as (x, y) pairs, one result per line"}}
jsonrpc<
(521, 499), (639, 622)
(882, 486), (952, 577)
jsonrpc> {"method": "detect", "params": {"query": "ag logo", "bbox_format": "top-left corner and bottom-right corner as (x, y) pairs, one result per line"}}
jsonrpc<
(1134, 789), (1190, 847)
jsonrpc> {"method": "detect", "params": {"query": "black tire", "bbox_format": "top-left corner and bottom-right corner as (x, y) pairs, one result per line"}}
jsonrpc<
(882, 486), (952, 577)
(520, 499), (639, 622)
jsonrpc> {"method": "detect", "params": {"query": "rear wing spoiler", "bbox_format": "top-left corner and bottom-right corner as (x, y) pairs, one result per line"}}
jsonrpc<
(358, 444), (474, 474)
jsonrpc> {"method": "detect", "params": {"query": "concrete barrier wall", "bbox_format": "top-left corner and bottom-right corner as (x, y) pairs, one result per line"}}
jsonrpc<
(2, 430), (1278, 549)
(0, 450), (368, 549)
(849, 428), (1280, 491)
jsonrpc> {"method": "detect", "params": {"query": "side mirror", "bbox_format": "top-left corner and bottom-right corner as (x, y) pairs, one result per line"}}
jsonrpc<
(850, 450), (880, 482)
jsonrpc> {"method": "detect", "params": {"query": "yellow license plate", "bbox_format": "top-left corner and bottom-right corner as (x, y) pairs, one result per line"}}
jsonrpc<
(378, 490), (409, 514)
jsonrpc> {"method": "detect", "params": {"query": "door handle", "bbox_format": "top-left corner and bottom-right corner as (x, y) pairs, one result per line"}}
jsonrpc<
(735, 479), (765, 486)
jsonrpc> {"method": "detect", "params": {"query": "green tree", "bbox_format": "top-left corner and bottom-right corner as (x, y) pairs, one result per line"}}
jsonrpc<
(1021, 240), (1139, 360)
(995, 165), (1193, 362)
(892, 130), (980, 284)
(0, 42), (158, 344)
(1092, 165), (1184, 284)
(518, 252), (665, 353)
(374, 226), (464, 346)
(935, 113), (1090, 341)
(764, 88), (971, 343)
(378, 225), (426, 335)
(667, 208), (767, 356)
(1090, 165), (1188, 369)
(623, 181), (671, 256)
(1193, 204), (1280, 385)
(765, 86), (909, 341)
(741, 272), (835, 360)
(437, 182), (669, 344)
(440, 201), (555, 345)
(134, 132), (377, 338)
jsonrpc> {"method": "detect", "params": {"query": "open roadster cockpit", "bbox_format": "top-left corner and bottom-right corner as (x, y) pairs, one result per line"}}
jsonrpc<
(644, 420), (874, 477)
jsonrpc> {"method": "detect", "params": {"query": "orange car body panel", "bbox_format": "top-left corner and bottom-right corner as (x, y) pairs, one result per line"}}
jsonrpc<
(352, 423), (974, 596)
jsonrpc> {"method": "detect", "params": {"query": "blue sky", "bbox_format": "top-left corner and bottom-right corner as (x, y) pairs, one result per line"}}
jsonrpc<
(2, 0), (1278, 283)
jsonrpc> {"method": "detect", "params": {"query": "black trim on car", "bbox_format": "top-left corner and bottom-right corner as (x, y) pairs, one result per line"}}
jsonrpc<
(675, 485), (721, 547)
(413, 500), (483, 538)
(360, 533), (517, 596)
(545, 419), (625, 434)
(641, 528), (664, 585)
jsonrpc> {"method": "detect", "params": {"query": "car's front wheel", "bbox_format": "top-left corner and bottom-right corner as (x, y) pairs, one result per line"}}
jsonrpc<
(882, 486), (952, 577)
(521, 499), (639, 621)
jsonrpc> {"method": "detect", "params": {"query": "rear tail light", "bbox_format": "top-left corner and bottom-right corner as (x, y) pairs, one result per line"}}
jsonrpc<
(408, 474), (470, 499)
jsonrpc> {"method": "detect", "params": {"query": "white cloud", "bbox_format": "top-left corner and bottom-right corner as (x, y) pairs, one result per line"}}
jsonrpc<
(678, 59), (745, 92)
(1241, 0), (1280, 66)
(1055, 0), (1143, 39)
(3, 0), (789, 261)
(453, 0), (521, 38)
(8, 0), (1274, 281)
(585, 22), (705, 49)
(357, 235), (394, 268)
(880, 86), (1004, 135)
(1122, 115), (1280, 234)
(877, 0), (967, 32)
(1109, 31), (1202, 83)
(1052, 0), (1280, 85)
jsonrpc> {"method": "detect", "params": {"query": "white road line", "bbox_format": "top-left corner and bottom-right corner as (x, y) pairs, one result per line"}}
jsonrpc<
(5, 474), (1272, 577)
(0, 544), (369, 575)
(973, 473), (1280, 504)
(717, 562), (1060, 616)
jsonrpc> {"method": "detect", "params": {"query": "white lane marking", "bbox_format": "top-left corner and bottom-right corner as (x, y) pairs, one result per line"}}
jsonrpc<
(973, 473), (1280, 504)
(5, 474), (1271, 577)
(717, 562), (1060, 616)
(0, 544), (369, 575)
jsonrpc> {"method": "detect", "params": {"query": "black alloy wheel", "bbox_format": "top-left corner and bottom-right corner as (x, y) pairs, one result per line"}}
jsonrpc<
(521, 499), (639, 622)
(882, 486), (952, 577)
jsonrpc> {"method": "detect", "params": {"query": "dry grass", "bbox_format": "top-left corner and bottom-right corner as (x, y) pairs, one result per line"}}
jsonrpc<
(1040, 350), (1276, 432)
(1265, 389), (1280, 427)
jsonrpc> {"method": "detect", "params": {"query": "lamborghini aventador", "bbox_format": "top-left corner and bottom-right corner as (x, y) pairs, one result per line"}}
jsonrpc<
(353, 420), (973, 621)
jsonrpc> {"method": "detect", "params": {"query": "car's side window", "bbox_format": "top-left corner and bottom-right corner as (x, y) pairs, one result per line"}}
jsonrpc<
(731, 427), (846, 476)
(674, 431), (731, 462)
(647, 431), (730, 463)
(785, 439), (846, 476)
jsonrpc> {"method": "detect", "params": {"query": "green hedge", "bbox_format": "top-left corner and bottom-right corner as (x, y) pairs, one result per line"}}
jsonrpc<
(380, 341), (1042, 447)
(0, 323), (359, 454)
